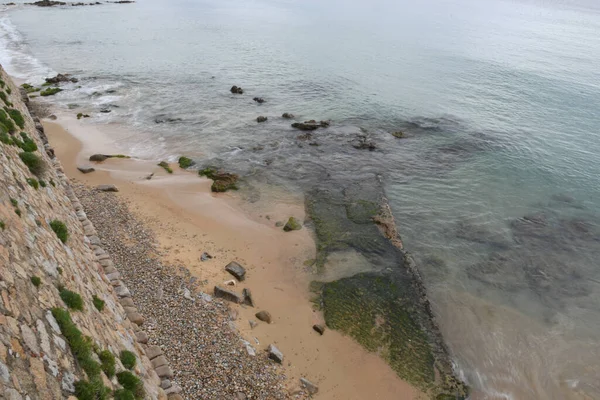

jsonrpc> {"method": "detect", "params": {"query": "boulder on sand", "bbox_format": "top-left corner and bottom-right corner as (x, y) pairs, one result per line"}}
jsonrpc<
(283, 217), (302, 232)
(255, 310), (272, 324)
(89, 154), (109, 162)
(267, 344), (283, 363)
(214, 286), (243, 304)
(96, 184), (119, 192)
(225, 261), (246, 281)
(77, 165), (95, 174)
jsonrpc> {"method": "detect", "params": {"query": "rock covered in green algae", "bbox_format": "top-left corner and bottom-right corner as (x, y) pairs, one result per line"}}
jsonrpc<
(198, 166), (239, 192)
(283, 217), (302, 231)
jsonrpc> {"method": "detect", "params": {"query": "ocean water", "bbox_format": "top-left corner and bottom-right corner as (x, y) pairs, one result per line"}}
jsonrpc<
(2, 0), (600, 398)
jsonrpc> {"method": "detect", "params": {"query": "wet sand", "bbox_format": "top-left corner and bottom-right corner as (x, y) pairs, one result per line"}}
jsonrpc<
(43, 115), (422, 399)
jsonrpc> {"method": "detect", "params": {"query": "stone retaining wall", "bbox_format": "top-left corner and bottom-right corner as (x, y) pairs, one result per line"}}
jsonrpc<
(0, 66), (178, 399)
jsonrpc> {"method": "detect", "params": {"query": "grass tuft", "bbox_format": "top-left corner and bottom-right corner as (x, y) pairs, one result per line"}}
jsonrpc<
(116, 371), (144, 399)
(40, 87), (63, 96)
(92, 295), (105, 312)
(120, 350), (137, 370)
(0, 220), (5, 230)
(59, 287), (84, 311)
(98, 349), (116, 378)
(7, 109), (24, 129)
(50, 220), (68, 243)
(39, 179), (47, 188)
(26, 178), (39, 190)
(19, 152), (45, 176)
(113, 389), (136, 400)
(30, 276), (41, 287)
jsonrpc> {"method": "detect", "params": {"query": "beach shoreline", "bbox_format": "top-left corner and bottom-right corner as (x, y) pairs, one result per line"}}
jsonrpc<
(41, 114), (422, 399)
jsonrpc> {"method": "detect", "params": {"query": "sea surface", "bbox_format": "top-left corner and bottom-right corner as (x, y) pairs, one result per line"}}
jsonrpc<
(2, 0), (600, 398)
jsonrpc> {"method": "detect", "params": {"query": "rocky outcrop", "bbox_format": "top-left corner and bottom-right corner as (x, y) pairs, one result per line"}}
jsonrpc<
(0, 67), (166, 399)
(291, 120), (330, 131)
(45, 73), (78, 84)
(256, 116), (267, 123)
(230, 86), (244, 94)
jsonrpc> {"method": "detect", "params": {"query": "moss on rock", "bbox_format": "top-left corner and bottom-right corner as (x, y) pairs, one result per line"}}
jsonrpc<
(283, 217), (302, 231)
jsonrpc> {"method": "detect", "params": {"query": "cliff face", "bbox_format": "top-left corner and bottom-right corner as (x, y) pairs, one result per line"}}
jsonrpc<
(0, 68), (166, 399)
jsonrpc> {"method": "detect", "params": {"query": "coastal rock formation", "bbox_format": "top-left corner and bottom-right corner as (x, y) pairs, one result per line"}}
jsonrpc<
(282, 113), (295, 119)
(230, 85), (244, 94)
(253, 97), (265, 104)
(45, 73), (78, 84)
(214, 286), (243, 303)
(283, 216), (302, 231)
(198, 166), (239, 192)
(351, 135), (377, 151)
(256, 116), (267, 123)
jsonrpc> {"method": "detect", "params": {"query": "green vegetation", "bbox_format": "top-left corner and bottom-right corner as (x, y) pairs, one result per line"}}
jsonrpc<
(0, 79), (5, 88)
(98, 350), (116, 378)
(116, 371), (144, 399)
(120, 350), (137, 370)
(14, 132), (38, 152)
(113, 389), (136, 400)
(26, 178), (39, 190)
(0, 91), (12, 106)
(92, 295), (105, 311)
(40, 87), (63, 96)
(199, 167), (239, 192)
(178, 156), (194, 169)
(6, 86), (11, 95)
(41, 82), (53, 87)
(0, 109), (16, 132)
(49, 179), (56, 187)
(198, 166), (218, 179)
(0, 132), (11, 145)
(77, 113), (83, 120)
(10, 198), (17, 207)
(57, 267), (63, 275)
(39, 179), (47, 188)
(0, 220), (5, 230)
(21, 83), (40, 94)
(112, 154), (130, 158)
(7, 109), (25, 129)
(30, 276), (41, 287)
(14, 208), (21, 217)
(19, 152), (45, 176)
(51, 308), (110, 400)
(50, 220), (68, 243)
(157, 161), (173, 173)
(283, 217), (302, 232)
(59, 287), (84, 311)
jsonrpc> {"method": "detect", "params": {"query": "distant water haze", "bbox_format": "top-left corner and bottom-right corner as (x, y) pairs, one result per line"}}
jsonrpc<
(2, 0), (600, 398)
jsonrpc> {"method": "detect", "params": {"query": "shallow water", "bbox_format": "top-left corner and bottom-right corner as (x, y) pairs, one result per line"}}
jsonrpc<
(2, 0), (600, 397)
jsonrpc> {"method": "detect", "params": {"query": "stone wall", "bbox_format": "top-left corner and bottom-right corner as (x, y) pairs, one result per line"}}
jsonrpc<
(0, 67), (170, 399)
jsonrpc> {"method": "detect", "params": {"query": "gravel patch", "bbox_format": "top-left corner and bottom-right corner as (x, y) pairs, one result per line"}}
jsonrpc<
(74, 183), (307, 400)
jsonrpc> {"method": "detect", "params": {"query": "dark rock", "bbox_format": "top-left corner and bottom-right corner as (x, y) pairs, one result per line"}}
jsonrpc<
(200, 252), (212, 261)
(312, 324), (325, 335)
(45, 73), (77, 83)
(100, 108), (111, 113)
(283, 217), (302, 232)
(225, 261), (246, 281)
(213, 286), (243, 303)
(154, 117), (182, 124)
(291, 120), (330, 131)
(242, 288), (254, 307)
(48, 114), (57, 120)
(352, 135), (377, 151)
(145, 173), (154, 180)
(282, 113), (295, 119)
(253, 97), (265, 104)
(230, 85), (244, 94)
(255, 310), (272, 323)
(96, 184), (119, 192)
(267, 344), (283, 363)
(392, 131), (404, 138)
(257, 116), (268, 123)
(77, 166), (95, 174)
(89, 154), (109, 162)
(300, 378), (319, 395)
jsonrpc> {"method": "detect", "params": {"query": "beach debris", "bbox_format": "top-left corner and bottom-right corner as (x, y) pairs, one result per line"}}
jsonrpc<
(45, 73), (77, 83)
(256, 116), (267, 123)
(96, 184), (119, 192)
(282, 113), (295, 119)
(242, 288), (254, 307)
(300, 378), (319, 395)
(283, 217), (302, 232)
(224, 279), (237, 287)
(267, 344), (283, 363)
(225, 261), (246, 281)
(253, 97), (265, 104)
(255, 310), (272, 324)
(213, 286), (243, 304)
(249, 320), (257, 329)
(291, 120), (330, 131)
(182, 288), (194, 301)
(230, 85), (244, 94)
(77, 165), (95, 174)
(200, 252), (212, 261)
(312, 324), (325, 335)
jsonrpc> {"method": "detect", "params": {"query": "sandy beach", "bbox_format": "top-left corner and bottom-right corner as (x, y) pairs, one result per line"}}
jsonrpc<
(43, 115), (421, 399)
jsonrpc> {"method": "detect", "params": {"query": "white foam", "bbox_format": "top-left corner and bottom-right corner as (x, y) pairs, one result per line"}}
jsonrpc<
(0, 13), (53, 82)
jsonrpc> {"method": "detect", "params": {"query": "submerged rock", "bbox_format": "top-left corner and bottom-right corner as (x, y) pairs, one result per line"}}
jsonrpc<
(89, 154), (108, 162)
(283, 217), (302, 232)
(199, 167), (239, 192)
(225, 261), (246, 281)
(230, 85), (244, 94)
(392, 131), (405, 138)
(178, 156), (194, 169)
(351, 135), (377, 151)
(253, 97), (265, 104)
(256, 116), (268, 123)
(45, 73), (77, 83)
(77, 165), (95, 174)
(291, 120), (329, 131)
(282, 113), (295, 119)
